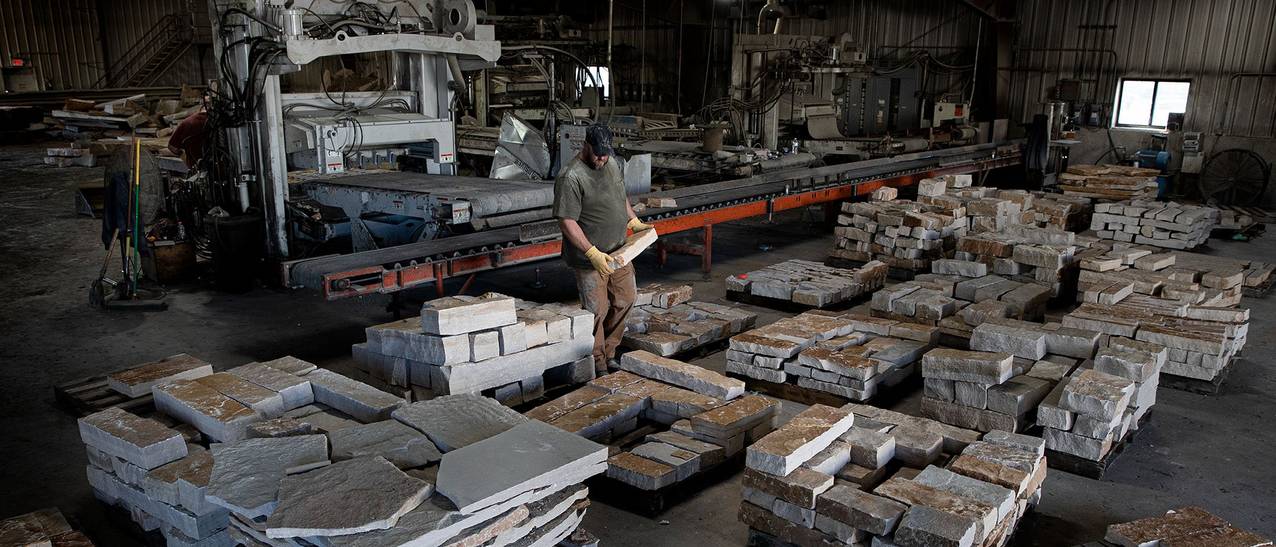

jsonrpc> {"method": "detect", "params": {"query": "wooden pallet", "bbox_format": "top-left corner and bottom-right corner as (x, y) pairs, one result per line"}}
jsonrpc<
(1045, 409), (1152, 480)
(1243, 273), (1275, 297)
(54, 374), (154, 417)
(588, 452), (745, 517)
(727, 369), (920, 409)
(1160, 365), (1231, 396)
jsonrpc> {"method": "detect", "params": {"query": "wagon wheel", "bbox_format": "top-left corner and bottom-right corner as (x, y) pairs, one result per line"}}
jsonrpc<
(1198, 149), (1270, 205)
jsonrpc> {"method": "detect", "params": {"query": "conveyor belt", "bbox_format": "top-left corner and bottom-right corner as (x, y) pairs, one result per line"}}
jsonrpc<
(283, 142), (1020, 297)
(303, 172), (554, 217)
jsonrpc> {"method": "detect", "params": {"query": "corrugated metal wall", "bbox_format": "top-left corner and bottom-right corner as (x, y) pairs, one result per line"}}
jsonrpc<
(0, 0), (212, 90)
(0, 0), (104, 90)
(1010, 0), (1276, 137)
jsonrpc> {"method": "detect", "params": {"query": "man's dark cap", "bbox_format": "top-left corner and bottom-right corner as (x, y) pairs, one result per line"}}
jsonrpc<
(585, 123), (614, 156)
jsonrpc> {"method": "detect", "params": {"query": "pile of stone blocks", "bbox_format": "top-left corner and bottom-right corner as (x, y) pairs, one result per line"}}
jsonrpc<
(1034, 365), (1141, 462)
(828, 197), (969, 276)
(740, 400), (1044, 547)
(187, 393), (609, 546)
(869, 279), (967, 326)
(726, 259), (889, 308)
(953, 224), (1086, 297)
(80, 407), (233, 546)
(623, 283), (759, 356)
(0, 507), (94, 546)
(914, 176), (1092, 233)
(1058, 164), (1160, 201)
(920, 317), (1109, 433)
(1090, 200), (1218, 249)
(526, 351), (776, 492)
(354, 293), (594, 405)
(1076, 242), (1249, 308)
(1093, 506), (1271, 547)
(726, 311), (934, 401)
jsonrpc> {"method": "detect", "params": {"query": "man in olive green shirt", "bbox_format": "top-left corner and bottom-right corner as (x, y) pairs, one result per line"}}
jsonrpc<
(553, 124), (654, 373)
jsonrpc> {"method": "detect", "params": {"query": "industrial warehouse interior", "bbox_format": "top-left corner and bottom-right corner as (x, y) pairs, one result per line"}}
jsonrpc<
(1, 0), (1274, 546)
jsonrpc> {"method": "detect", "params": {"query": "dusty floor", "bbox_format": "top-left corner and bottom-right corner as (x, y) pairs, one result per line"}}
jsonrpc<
(0, 143), (1271, 546)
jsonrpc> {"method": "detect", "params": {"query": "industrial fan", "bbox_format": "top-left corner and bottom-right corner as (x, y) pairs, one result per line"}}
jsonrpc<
(1197, 148), (1271, 205)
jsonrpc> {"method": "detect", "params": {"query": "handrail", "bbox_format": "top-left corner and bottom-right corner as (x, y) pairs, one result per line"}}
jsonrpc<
(94, 13), (191, 88)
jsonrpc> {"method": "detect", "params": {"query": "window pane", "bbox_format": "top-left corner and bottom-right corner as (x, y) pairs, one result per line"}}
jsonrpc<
(1117, 80), (1155, 126)
(1151, 81), (1190, 127)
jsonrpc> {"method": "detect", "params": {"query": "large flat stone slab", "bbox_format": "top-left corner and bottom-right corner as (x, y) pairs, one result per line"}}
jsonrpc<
(78, 407), (187, 470)
(921, 349), (1014, 385)
(205, 435), (330, 519)
(392, 394), (527, 452)
(195, 373), (287, 418)
(436, 420), (607, 513)
(329, 420), (443, 468)
(617, 350), (745, 400)
(816, 484), (907, 536)
(153, 379), (260, 442)
(108, 354), (214, 398)
(306, 368), (405, 422)
(746, 404), (855, 476)
(266, 456), (433, 538)
(420, 294), (518, 336)
(227, 363), (314, 409)
(259, 356), (318, 376)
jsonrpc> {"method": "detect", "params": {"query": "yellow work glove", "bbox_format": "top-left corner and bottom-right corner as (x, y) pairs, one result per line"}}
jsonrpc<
(628, 217), (655, 233)
(584, 246), (616, 276)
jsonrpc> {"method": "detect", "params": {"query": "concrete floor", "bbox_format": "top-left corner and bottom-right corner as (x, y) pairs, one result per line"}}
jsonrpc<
(0, 143), (1272, 546)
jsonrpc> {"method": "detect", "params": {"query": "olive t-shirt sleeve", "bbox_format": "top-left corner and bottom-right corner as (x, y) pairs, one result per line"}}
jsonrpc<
(553, 174), (582, 221)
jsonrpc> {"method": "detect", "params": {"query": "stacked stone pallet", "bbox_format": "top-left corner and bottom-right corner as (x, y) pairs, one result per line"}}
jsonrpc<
(1090, 200), (1218, 250)
(916, 176), (1093, 233)
(740, 401), (1045, 547)
(726, 259), (889, 308)
(354, 293), (594, 405)
(0, 507), (94, 546)
(1076, 243), (1249, 308)
(1090, 506), (1272, 547)
(1058, 164), (1160, 200)
(726, 311), (934, 401)
(1034, 364), (1142, 462)
(827, 197), (969, 277)
(525, 351), (775, 491)
(953, 224), (1087, 297)
(623, 283), (759, 356)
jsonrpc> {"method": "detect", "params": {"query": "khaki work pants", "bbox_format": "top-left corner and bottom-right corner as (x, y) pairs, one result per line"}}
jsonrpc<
(574, 263), (636, 373)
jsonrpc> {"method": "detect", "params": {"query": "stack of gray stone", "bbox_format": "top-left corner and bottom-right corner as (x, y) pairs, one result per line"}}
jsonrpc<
(726, 259), (889, 308)
(195, 393), (608, 546)
(726, 311), (933, 401)
(525, 351), (771, 491)
(80, 407), (233, 546)
(354, 293), (594, 405)
(1090, 200), (1218, 249)
(870, 279), (967, 326)
(623, 283), (758, 357)
(1036, 366), (1138, 462)
(921, 317), (1104, 433)
(741, 400), (1045, 547)
(828, 198), (969, 276)
(953, 225), (1085, 297)
(1038, 338), (1166, 461)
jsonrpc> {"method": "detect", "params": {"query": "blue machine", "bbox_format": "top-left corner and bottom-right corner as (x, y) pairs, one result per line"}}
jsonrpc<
(1134, 148), (1171, 199)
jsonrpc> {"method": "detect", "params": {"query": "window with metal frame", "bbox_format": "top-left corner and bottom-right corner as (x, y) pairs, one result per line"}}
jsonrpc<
(1114, 79), (1190, 129)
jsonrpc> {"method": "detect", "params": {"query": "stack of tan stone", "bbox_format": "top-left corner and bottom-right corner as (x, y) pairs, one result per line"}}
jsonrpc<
(952, 225), (1086, 297)
(726, 311), (934, 401)
(623, 283), (758, 356)
(1058, 164), (1160, 200)
(525, 351), (775, 491)
(354, 294), (595, 405)
(740, 401), (1045, 547)
(1098, 507), (1271, 546)
(916, 175), (1092, 233)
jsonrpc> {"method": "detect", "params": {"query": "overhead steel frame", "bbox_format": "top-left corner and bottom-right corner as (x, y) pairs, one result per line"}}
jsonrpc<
(295, 150), (1021, 300)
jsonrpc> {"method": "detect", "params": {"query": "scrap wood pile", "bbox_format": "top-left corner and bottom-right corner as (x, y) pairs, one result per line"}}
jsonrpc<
(77, 351), (605, 546)
(43, 90), (202, 167)
(525, 351), (776, 492)
(739, 400), (1046, 547)
(1058, 164), (1161, 200)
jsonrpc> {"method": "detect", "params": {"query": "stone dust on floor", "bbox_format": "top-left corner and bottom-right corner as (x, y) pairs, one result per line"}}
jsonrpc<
(0, 143), (1272, 546)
